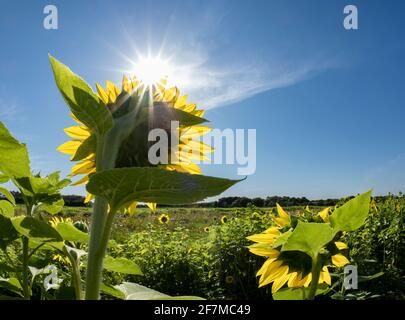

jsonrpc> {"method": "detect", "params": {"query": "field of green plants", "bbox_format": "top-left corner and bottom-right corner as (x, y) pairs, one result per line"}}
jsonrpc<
(0, 55), (404, 301)
(1, 199), (403, 300)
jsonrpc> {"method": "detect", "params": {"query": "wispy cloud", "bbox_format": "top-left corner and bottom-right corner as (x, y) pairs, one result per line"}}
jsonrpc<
(0, 89), (19, 121)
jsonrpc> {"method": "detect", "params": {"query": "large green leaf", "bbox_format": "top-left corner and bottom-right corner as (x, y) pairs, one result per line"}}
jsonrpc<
(87, 167), (241, 212)
(0, 277), (23, 296)
(53, 222), (88, 243)
(14, 172), (69, 214)
(273, 285), (329, 300)
(11, 216), (63, 243)
(281, 221), (334, 259)
(114, 282), (205, 300)
(71, 134), (96, 161)
(49, 54), (113, 136)
(0, 215), (19, 249)
(0, 200), (14, 218)
(330, 190), (372, 232)
(0, 187), (15, 205)
(104, 256), (143, 275)
(0, 122), (30, 178)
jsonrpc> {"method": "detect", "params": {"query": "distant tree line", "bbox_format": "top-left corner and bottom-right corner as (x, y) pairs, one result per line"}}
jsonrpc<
(2, 192), (89, 207)
(1, 192), (398, 208)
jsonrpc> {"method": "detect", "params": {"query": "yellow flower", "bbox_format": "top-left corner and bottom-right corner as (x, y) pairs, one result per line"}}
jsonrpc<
(57, 76), (213, 209)
(52, 254), (71, 266)
(318, 207), (331, 223)
(49, 216), (73, 228)
(158, 214), (170, 224)
(248, 207), (351, 294)
(225, 275), (235, 284)
(272, 204), (291, 228)
(331, 253), (350, 267)
(204, 227), (210, 233)
(220, 215), (228, 224)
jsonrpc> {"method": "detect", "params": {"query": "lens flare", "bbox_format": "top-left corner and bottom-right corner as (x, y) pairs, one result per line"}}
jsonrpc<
(132, 56), (172, 87)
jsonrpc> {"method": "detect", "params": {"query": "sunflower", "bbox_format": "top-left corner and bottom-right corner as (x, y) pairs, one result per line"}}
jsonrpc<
(225, 275), (235, 284)
(247, 204), (350, 294)
(158, 213), (170, 224)
(52, 253), (71, 266)
(204, 227), (210, 233)
(57, 76), (213, 211)
(220, 215), (228, 224)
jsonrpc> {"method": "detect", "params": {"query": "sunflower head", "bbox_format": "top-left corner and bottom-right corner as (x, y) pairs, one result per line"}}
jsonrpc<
(204, 227), (210, 233)
(58, 75), (213, 209)
(225, 275), (235, 284)
(247, 205), (351, 294)
(220, 215), (228, 224)
(158, 213), (170, 224)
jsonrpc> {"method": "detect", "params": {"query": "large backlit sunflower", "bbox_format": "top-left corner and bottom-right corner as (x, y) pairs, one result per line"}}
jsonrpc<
(247, 204), (350, 294)
(57, 76), (213, 212)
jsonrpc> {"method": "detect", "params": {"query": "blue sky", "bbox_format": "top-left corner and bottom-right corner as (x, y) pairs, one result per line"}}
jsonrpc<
(0, 0), (404, 199)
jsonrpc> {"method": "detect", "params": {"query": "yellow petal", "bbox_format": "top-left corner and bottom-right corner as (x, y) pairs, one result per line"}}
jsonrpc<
(180, 126), (212, 139)
(258, 260), (283, 282)
(287, 272), (299, 288)
(174, 95), (188, 108)
(126, 202), (138, 215)
(319, 207), (330, 223)
(146, 203), (156, 212)
(332, 254), (350, 267)
(303, 273), (312, 287)
(64, 126), (91, 139)
(334, 242), (348, 250)
(96, 83), (109, 104)
(163, 87), (179, 103)
(249, 247), (280, 258)
(164, 163), (202, 175)
(260, 264), (288, 288)
(70, 159), (95, 176)
(182, 103), (196, 113)
(256, 258), (276, 276)
(271, 270), (290, 293)
(264, 227), (281, 235)
(84, 193), (94, 203)
(184, 140), (214, 154)
(246, 233), (279, 244)
(192, 109), (205, 117)
(122, 75), (131, 93)
(276, 203), (290, 220)
(321, 266), (331, 285)
(57, 140), (81, 155)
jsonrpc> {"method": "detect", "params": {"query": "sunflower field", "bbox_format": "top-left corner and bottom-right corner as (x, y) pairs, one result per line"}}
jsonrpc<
(0, 55), (403, 301)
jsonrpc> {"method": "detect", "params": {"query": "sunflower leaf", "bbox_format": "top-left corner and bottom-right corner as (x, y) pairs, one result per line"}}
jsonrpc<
(11, 216), (63, 243)
(53, 222), (89, 243)
(86, 167), (241, 212)
(104, 256), (143, 275)
(281, 221), (335, 259)
(0, 122), (31, 178)
(330, 190), (372, 232)
(0, 188), (15, 205)
(71, 134), (96, 161)
(0, 200), (14, 218)
(49, 54), (113, 137)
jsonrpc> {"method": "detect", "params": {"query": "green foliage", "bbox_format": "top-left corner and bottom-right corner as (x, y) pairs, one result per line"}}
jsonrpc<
(87, 167), (241, 212)
(49, 54), (113, 137)
(104, 256), (143, 275)
(330, 190), (372, 231)
(0, 122), (30, 178)
(342, 195), (405, 299)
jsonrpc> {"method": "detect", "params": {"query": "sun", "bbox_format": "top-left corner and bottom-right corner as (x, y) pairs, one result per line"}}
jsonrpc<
(132, 56), (172, 87)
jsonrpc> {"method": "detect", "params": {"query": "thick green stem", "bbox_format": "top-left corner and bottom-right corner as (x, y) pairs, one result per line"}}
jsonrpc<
(21, 237), (30, 300)
(307, 254), (323, 300)
(65, 248), (82, 300)
(21, 204), (34, 300)
(85, 196), (109, 300)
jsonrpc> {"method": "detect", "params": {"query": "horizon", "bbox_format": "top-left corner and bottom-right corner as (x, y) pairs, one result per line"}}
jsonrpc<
(1, 0), (405, 200)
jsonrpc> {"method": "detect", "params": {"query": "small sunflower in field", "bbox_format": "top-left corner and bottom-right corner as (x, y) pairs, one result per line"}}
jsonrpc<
(225, 275), (235, 284)
(247, 204), (350, 294)
(204, 227), (210, 233)
(52, 253), (71, 266)
(220, 215), (228, 224)
(158, 213), (170, 224)
(57, 76), (213, 210)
